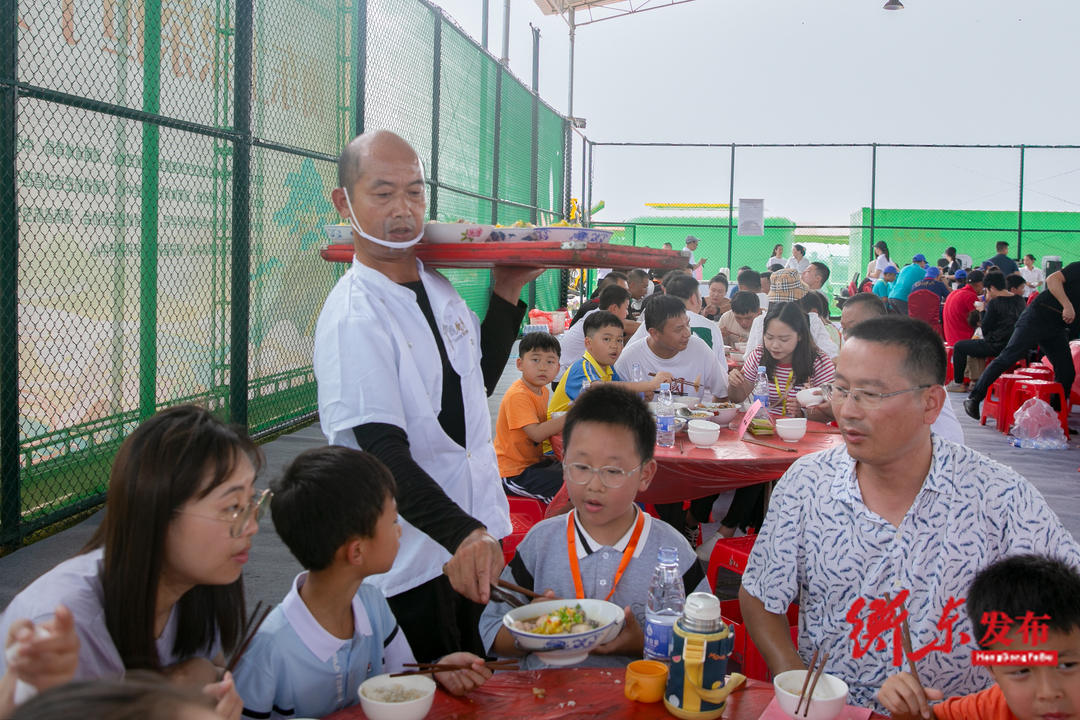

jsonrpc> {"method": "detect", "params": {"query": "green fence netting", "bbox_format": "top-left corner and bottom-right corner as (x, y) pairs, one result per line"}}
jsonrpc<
(2, 0), (570, 546)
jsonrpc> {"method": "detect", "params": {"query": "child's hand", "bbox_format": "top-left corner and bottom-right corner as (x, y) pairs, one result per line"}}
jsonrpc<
(4, 605), (79, 693)
(876, 672), (942, 719)
(203, 670), (242, 720)
(591, 607), (643, 657)
(650, 371), (674, 390)
(433, 652), (491, 696)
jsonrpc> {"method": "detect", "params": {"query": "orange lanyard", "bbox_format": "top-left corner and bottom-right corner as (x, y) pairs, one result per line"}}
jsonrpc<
(566, 509), (645, 601)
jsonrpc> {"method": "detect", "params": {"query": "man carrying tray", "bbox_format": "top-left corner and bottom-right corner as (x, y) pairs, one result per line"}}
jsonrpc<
(314, 130), (542, 661)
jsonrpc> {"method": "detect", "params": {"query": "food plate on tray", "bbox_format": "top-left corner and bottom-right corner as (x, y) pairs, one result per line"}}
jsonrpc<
(532, 226), (612, 243)
(422, 221), (498, 244)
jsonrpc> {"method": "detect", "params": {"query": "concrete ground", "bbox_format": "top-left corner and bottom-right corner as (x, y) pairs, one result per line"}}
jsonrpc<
(3, 347), (1079, 612)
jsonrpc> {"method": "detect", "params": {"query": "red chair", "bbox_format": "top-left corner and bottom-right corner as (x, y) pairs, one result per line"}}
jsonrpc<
(1011, 379), (1070, 434)
(1017, 366), (1054, 382)
(503, 497), (546, 564)
(981, 373), (1029, 431)
(907, 290), (944, 337)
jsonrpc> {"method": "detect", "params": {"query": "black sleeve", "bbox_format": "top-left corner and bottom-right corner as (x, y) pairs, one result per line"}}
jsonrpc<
(981, 299), (1004, 337)
(353, 423), (484, 553)
(480, 293), (527, 395)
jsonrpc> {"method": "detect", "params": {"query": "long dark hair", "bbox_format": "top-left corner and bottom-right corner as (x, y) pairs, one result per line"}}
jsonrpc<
(874, 240), (890, 261)
(761, 303), (817, 386)
(84, 405), (261, 671)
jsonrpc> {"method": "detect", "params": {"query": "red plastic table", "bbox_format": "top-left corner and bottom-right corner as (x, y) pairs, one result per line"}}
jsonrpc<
(549, 415), (845, 504)
(323, 669), (885, 719)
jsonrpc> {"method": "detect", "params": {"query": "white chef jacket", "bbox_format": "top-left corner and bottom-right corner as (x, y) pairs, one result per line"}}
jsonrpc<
(313, 257), (511, 597)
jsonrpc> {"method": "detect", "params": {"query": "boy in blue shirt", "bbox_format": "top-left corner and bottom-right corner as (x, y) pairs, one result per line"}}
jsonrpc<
(480, 384), (709, 668)
(234, 447), (489, 719)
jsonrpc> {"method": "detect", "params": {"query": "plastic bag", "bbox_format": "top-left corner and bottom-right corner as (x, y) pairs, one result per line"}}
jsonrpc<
(1009, 398), (1069, 449)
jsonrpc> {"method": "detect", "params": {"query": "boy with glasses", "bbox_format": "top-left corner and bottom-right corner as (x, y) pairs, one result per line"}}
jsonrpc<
(739, 316), (1080, 713)
(480, 385), (708, 669)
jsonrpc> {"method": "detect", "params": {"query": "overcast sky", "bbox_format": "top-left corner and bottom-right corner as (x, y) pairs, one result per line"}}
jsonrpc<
(429, 1), (1080, 227)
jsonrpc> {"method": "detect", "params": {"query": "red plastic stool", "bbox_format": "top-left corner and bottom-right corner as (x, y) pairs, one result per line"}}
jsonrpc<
(503, 497), (546, 564)
(1011, 379), (1070, 434)
(1017, 366), (1054, 382)
(945, 346), (955, 385)
(982, 373), (1028, 430)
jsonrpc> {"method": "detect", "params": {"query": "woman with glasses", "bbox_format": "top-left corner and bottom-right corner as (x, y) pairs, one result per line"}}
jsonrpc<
(0, 405), (265, 719)
(727, 303), (836, 420)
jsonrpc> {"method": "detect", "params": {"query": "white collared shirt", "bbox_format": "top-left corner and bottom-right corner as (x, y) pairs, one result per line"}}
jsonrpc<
(313, 257), (511, 596)
(742, 436), (1080, 711)
(233, 573), (414, 720)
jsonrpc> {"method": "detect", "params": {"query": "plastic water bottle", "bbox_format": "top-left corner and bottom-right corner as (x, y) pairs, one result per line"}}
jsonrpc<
(656, 383), (675, 448)
(632, 362), (645, 399)
(644, 546), (685, 662)
(752, 365), (770, 415)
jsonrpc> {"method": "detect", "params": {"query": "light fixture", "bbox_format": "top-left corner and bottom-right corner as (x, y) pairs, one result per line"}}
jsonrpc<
(883, 0), (904, 8)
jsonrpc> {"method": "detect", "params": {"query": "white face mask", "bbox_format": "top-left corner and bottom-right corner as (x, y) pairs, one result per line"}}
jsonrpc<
(340, 186), (425, 251)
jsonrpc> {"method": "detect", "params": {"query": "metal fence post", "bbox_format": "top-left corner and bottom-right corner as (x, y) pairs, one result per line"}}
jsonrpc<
(230, 0), (253, 427)
(727, 144), (735, 269)
(354, 0), (367, 137)
(0, 0), (19, 544)
(869, 143), (877, 264)
(528, 24), (539, 308)
(490, 64), (502, 225)
(429, 14), (441, 221)
(138, 1), (161, 420)
(1017, 145), (1025, 258)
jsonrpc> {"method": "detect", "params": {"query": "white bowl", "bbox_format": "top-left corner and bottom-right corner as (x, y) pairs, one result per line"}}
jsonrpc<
(687, 419), (720, 447)
(710, 406), (738, 425)
(358, 673), (436, 720)
(796, 387), (826, 408)
(672, 396), (698, 409)
(775, 418), (807, 443)
(773, 669), (849, 720)
(734, 342), (748, 352)
(502, 599), (624, 666)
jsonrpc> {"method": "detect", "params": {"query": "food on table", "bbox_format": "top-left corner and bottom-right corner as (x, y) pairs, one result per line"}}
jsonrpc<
(362, 684), (427, 702)
(512, 604), (598, 635)
(749, 418), (775, 436)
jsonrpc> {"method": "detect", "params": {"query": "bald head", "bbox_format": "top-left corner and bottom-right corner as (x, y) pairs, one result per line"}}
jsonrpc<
(337, 130), (421, 190)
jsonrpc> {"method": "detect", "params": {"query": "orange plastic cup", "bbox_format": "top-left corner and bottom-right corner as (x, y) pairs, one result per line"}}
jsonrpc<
(624, 659), (669, 703)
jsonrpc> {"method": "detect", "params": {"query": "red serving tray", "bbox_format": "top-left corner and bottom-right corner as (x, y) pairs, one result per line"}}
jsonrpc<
(319, 241), (691, 270)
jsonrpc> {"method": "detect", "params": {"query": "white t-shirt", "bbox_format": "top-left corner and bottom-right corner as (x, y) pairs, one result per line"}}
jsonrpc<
(767, 257), (786, 271)
(614, 335), (729, 400)
(873, 254), (892, 275)
(627, 310), (725, 369)
(786, 256), (810, 272)
(1020, 266), (1045, 297)
(0, 549), (219, 686)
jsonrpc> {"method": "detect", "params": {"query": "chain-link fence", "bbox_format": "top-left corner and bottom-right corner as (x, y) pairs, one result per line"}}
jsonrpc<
(2, 0), (569, 546)
(582, 142), (1080, 310)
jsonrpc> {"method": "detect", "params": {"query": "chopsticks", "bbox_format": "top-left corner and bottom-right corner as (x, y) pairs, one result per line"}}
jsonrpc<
(648, 372), (701, 391)
(497, 579), (545, 601)
(885, 592), (922, 686)
(225, 601), (273, 673)
(741, 436), (797, 453)
(795, 650), (830, 717)
(391, 659), (519, 677)
(489, 585), (525, 608)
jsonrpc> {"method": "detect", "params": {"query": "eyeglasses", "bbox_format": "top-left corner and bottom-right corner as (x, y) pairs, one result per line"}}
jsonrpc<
(181, 488), (272, 538)
(564, 462), (643, 489)
(820, 383), (933, 410)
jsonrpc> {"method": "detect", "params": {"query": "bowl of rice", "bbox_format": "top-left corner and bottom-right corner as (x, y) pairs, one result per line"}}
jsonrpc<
(358, 673), (436, 720)
(502, 598), (624, 666)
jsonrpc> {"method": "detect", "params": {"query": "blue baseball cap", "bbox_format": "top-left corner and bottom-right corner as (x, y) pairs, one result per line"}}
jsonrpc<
(954, 269), (968, 279)
(912, 253), (928, 263)
(884, 265), (898, 275)
(925, 266), (941, 278)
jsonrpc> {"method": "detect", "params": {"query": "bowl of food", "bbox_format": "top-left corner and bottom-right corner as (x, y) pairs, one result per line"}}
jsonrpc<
(687, 419), (720, 448)
(672, 396), (698, 410)
(423, 220), (497, 244)
(773, 669), (849, 720)
(358, 673), (436, 720)
(702, 401), (738, 425)
(503, 599), (624, 666)
(775, 418), (807, 443)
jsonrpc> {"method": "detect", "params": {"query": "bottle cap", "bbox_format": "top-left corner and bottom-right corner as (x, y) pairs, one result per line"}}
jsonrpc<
(684, 592), (722, 623)
(660, 383), (670, 392)
(657, 546), (678, 564)
(758, 365), (767, 373)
